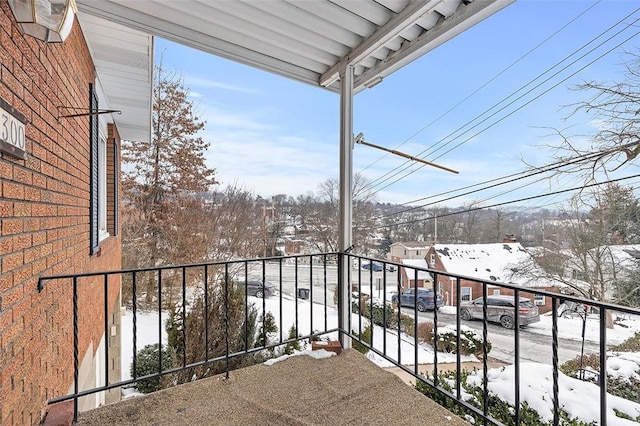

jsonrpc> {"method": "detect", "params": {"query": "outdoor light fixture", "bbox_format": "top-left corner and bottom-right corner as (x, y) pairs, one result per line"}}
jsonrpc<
(8, 0), (77, 43)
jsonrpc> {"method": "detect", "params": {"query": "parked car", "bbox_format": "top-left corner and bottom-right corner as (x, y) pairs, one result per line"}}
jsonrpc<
(460, 295), (540, 329)
(362, 262), (383, 272)
(238, 279), (275, 298)
(391, 288), (443, 312)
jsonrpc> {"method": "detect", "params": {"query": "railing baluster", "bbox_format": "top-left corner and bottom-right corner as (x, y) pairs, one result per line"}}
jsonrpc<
(397, 266), (402, 366)
(132, 272), (137, 380)
(262, 259), (266, 347)
(244, 261), (248, 349)
(514, 289), (521, 426)
(204, 265), (209, 361)
(383, 267), (387, 357)
(347, 255), (351, 342)
(433, 272), (438, 387)
(103, 274), (109, 390)
(414, 268), (418, 376)
(295, 257), (299, 338)
(482, 282), (488, 424)
(455, 277), (461, 400)
(182, 266), (187, 369)
(358, 257), (362, 342)
(600, 307), (608, 426)
(323, 254), (327, 332)
(310, 255), (314, 336)
(369, 260), (373, 351)
(552, 297), (559, 426)
(279, 258), (283, 344)
(224, 263), (230, 379)
(73, 277), (79, 422)
(157, 269), (162, 378)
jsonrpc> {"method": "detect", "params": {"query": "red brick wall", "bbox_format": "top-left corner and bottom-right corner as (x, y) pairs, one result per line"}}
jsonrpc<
(0, 3), (122, 424)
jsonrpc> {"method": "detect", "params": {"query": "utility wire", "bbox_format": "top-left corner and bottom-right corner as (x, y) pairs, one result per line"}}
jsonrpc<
(369, 6), (640, 188)
(359, 0), (602, 174)
(378, 174), (640, 229)
(371, 22), (640, 196)
(366, 7), (640, 195)
(376, 142), (637, 220)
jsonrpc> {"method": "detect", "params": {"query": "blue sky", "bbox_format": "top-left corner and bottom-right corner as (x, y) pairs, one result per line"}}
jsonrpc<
(156, 0), (640, 209)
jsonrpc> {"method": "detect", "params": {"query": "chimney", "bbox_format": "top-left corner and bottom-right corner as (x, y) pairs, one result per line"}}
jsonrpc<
(503, 234), (517, 243)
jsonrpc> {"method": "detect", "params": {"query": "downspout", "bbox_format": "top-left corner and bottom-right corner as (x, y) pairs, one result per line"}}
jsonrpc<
(338, 64), (354, 349)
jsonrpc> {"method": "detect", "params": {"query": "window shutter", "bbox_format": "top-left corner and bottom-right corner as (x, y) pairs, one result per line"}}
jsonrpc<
(89, 83), (100, 254)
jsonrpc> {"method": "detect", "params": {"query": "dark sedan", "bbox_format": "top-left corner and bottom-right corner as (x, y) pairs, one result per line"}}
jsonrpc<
(391, 288), (443, 312)
(238, 279), (274, 298)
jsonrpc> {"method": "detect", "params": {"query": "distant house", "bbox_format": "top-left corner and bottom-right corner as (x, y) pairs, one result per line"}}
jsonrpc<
(399, 259), (434, 289)
(284, 238), (307, 255)
(388, 241), (432, 261)
(564, 244), (640, 301)
(425, 243), (561, 313)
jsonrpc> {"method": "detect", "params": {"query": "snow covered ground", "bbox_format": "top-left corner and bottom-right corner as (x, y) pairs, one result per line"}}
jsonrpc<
(120, 295), (640, 423)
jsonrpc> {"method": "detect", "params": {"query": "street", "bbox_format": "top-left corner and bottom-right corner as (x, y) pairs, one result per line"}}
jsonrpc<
(253, 262), (598, 366)
(407, 309), (600, 365)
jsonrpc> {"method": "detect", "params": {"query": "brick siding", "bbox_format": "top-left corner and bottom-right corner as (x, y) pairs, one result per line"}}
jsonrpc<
(0, 3), (122, 424)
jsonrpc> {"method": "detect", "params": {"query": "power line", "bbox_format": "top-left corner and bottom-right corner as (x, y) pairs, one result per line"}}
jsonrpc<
(366, 8), (640, 196)
(371, 24), (640, 196)
(377, 173), (640, 229)
(358, 0), (602, 174)
(376, 143), (636, 220)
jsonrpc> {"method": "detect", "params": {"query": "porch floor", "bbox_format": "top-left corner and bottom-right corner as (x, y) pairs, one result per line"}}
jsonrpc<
(75, 349), (468, 425)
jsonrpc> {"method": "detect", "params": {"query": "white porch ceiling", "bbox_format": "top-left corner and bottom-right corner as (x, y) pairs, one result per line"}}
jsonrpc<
(75, 0), (514, 142)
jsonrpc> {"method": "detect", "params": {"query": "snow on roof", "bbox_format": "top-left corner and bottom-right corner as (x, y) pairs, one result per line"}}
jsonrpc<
(391, 241), (431, 250)
(604, 245), (640, 268)
(434, 243), (555, 287)
(401, 259), (433, 281)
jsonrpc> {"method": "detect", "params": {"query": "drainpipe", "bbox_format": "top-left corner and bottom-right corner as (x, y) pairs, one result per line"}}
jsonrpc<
(338, 64), (354, 349)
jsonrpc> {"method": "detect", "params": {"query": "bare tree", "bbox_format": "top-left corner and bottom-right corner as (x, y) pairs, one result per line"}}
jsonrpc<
(312, 173), (377, 254)
(541, 50), (640, 182)
(122, 65), (216, 304)
(459, 200), (483, 243)
(512, 184), (640, 310)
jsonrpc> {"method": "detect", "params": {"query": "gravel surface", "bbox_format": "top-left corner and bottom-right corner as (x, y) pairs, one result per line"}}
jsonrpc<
(76, 349), (469, 425)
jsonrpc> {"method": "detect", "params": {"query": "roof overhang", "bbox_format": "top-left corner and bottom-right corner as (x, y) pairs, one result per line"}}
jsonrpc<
(77, 12), (153, 142)
(76, 0), (514, 97)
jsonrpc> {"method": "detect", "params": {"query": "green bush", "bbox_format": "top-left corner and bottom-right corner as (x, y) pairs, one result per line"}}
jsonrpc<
(399, 314), (415, 335)
(256, 311), (278, 347)
(353, 298), (397, 328)
(130, 343), (174, 394)
(284, 324), (301, 355)
(352, 325), (372, 354)
(417, 322), (490, 356)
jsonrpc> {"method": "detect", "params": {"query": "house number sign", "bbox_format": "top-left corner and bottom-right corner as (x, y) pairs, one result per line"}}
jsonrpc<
(0, 97), (27, 160)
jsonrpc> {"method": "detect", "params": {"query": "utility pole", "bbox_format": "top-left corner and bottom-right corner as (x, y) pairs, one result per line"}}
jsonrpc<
(434, 216), (437, 243)
(263, 204), (267, 257)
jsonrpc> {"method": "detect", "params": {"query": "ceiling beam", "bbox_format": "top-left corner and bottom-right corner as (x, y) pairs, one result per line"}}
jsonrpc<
(319, 0), (441, 88)
(321, 0), (514, 93)
(351, 0), (515, 91)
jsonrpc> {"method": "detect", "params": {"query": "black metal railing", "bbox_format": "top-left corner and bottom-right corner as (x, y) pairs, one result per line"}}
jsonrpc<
(38, 253), (640, 425)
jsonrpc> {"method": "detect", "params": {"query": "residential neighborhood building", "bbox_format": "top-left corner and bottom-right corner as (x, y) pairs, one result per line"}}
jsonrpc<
(387, 241), (432, 261)
(425, 242), (561, 313)
(398, 258), (433, 289)
(0, 2), (152, 423)
(564, 244), (640, 302)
